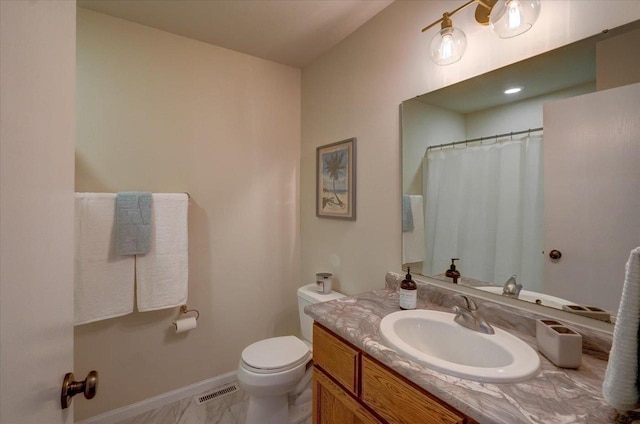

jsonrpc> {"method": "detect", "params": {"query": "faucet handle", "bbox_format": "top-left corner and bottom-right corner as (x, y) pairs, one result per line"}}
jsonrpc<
(454, 294), (478, 311)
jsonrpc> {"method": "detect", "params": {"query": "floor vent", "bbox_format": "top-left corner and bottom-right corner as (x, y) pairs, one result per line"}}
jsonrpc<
(195, 383), (239, 405)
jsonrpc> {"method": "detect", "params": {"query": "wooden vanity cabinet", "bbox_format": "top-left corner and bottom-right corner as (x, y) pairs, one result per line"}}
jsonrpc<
(312, 323), (476, 424)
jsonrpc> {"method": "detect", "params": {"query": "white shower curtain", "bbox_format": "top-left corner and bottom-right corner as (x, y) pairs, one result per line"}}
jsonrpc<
(423, 135), (544, 292)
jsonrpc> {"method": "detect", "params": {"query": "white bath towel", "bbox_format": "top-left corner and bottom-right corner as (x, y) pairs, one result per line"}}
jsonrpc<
(136, 193), (189, 311)
(603, 246), (640, 411)
(74, 193), (135, 325)
(402, 195), (426, 264)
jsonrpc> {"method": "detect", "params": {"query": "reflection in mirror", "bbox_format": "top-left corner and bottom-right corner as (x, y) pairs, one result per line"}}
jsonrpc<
(401, 20), (640, 323)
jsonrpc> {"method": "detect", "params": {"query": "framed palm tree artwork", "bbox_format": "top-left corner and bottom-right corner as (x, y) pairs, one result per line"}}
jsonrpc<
(316, 137), (356, 220)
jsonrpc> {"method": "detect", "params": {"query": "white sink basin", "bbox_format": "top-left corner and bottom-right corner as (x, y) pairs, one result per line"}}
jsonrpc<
(379, 309), (540, 383)
(475, 286), (572, 310)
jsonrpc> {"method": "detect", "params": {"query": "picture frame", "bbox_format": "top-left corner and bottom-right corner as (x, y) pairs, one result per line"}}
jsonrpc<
(316, 137), (357, 220)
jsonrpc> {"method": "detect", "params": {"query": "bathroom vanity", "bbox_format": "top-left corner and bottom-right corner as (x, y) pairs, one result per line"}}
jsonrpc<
(313, 323), (475, 423)
(307, 273), (624, 424)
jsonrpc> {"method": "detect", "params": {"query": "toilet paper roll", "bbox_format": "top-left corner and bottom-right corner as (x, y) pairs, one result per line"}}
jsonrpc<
(174, 316), (197, 333)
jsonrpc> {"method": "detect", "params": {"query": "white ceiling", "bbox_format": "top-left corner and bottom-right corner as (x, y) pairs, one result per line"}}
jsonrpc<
(77, 0), (394, 68)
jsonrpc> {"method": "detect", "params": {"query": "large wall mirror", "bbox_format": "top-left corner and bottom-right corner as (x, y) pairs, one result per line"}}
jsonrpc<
(401, 19), (640, 324)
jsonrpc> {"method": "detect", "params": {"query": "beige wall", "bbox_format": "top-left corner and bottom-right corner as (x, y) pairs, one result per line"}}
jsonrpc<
(300, 1), (640, 297)
(75, 9), (301, 419)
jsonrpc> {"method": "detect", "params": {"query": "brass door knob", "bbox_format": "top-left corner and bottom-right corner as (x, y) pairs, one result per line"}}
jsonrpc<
(549, 250), (562, 260)
(61, 370), (98, 409)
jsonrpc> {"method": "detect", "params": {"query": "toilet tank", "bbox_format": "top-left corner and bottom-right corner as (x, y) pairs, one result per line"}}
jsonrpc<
(297, 284), (345, 343)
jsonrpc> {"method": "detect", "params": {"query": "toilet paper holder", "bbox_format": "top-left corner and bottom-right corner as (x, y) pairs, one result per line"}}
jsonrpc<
(172, 305), (200, 332)
(178, 304), (200, 320)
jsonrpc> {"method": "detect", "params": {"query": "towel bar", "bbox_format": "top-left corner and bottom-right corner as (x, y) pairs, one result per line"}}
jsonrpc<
(179, 304), (200, 320)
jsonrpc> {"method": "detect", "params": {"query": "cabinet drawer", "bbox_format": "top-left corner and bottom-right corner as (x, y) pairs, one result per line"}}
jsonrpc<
(313, 323), (360, 395)
(361, 356), (465, 424)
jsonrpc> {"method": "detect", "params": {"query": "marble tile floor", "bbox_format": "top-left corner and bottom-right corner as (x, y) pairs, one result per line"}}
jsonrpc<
(115, 384), (312, 424)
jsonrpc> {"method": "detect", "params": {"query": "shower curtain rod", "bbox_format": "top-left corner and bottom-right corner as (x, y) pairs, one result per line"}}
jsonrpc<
(426, 127), (543, 152)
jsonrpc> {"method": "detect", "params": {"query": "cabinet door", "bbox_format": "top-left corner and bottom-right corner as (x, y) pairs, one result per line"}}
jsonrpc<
(313, 323), (360, 395)
(313, 368), (382, 424)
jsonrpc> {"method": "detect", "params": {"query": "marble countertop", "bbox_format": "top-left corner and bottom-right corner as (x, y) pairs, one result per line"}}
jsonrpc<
(305, 287), (627, 424)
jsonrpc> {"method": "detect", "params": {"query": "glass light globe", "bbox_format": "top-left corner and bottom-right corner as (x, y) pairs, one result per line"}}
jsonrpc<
(490, 0), (541, 39)
(429, 26), (467, 66)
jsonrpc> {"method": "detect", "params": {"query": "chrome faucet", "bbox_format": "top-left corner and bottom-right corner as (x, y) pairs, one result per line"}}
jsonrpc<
(452, 294), (495, 335)
(502, 275), (523, 299)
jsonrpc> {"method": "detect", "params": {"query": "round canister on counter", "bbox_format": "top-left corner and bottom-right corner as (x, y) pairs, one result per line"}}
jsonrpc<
(315, 273), (333, 294)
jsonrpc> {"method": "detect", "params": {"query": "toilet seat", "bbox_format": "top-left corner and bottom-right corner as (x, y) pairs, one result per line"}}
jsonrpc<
(241, 336), (311, 374)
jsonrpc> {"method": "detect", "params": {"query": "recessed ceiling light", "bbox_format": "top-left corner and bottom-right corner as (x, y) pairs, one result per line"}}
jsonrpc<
(504, 87), (522, 94)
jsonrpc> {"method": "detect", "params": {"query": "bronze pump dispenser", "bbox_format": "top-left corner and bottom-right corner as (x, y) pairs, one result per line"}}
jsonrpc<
(399, 267), (417, 310)
(446, 258), (460, 284)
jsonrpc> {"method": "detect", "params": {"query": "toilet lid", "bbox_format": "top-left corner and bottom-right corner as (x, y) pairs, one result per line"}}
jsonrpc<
(241, 336), (310, 372)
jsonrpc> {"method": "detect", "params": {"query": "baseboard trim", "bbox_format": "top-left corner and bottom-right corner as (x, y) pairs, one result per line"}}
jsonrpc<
(76, 371), (237, 424)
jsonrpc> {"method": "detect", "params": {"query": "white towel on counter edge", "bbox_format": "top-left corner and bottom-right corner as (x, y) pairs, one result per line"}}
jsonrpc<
(136, 193), (189, 312)
(402, 195), (426, 264)
(74, 193), (135, 325)
(603, 246), (640, 411)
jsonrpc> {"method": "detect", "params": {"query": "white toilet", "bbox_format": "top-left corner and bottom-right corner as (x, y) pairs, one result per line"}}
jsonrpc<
(237, 284), (344, 424)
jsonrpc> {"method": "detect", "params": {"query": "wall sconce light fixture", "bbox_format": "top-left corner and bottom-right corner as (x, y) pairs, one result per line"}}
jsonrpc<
(422, 0), (541, 65)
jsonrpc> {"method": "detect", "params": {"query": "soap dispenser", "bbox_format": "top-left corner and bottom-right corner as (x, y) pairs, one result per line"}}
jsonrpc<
(399, 267), (417, 310)
(445, 258), (460, 284)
